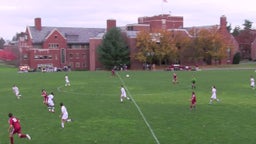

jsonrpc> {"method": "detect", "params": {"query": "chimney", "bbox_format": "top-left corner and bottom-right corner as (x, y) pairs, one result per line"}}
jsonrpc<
(35, 17), (42, 31)
(107, 19), (116, 32)
(220, 15), (227, 31)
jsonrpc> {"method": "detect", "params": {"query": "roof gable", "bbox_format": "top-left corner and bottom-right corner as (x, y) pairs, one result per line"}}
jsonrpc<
(45, 28), (66, 40)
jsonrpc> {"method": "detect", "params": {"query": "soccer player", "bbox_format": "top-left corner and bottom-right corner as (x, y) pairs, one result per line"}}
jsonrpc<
(47, 92), (55, 112)
(41, 89), (48, 105)
(190, 91), (196, 111)
(191, 75), (196, 89)
(250, 75), (255, 89)
(12, 85), (21, 99)
(8, 113), (31, 144)
(209, 86), (220, 104)
(60, 102), (72, 128)
(65, 74), (71, 86)
(120, 85), (130, 103)
(111, 69), (116, 76)
(172, 73), (178, 84)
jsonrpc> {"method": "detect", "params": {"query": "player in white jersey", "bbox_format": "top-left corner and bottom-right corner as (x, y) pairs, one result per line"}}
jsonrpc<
(250, 75), (255, 89)
(65, 74), (70, 86)
(60, 102), (72, 128)
(209, 86), (220, 104)
(47, 92), (55, 112)
(12, 85), (21, 99)
(120, 85), (130, 103)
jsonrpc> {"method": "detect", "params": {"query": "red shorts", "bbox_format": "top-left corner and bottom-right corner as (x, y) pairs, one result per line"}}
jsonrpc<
(44, 96), (48, 102)
(11, 127), (21, 135)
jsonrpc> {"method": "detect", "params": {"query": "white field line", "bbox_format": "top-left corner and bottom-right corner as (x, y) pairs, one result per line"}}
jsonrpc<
(116, 72), (161, 144)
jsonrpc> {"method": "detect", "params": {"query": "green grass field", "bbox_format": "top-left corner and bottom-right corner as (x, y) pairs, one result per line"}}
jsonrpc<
(0, 65), (256, 144)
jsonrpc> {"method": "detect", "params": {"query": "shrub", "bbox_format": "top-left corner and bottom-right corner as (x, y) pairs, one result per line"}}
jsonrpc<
(232, 52), (241, 64)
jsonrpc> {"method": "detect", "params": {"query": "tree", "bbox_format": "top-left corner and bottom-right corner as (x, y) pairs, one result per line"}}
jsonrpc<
(243, 19), (253, 30)
(135, 30), (180, 65)
(232, 52), (241, 64)
(232, 26), (240, 36)
(97, 28), (130, 70)
(181, 29), (204, 65)
(189, 27), (228, 65)
(135, 27), (229, 66)
(12, 32), (22, 41)
(226, 23), (232, 33)
(154, 30), (178, 65)
(135, 30), (156, 64)
(163, 31), (191, 65)
(0, 37), (5, 49)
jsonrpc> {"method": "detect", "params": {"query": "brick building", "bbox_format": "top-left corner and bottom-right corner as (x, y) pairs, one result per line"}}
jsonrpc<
(234, 29), (256, 60)
(124, 14), (239, 68)
(18, 17), (105, 71)
(251, 35), (256, 60)
(15, 14), (239, 71)
(182, 15), (239, 64)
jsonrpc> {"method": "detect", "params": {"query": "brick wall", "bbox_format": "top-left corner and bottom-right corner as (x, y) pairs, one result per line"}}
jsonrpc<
(89, 38), (102, 71)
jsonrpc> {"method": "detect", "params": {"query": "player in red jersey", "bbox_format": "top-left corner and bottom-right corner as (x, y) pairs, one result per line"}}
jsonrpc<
(172, 73), (178, 84)
(111, 69), (116, 76)
(41, 89), (48, 105)
(8, 113), (31, 144)
(190, 91), (196, 111)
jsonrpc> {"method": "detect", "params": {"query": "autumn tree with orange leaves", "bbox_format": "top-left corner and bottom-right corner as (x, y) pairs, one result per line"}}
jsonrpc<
(135, 30), (179, 65)
(155, 30), (178, 65)
(135, 30), (157, 64)
(189, 27), (228, 64)
(135, 27), (229, 66)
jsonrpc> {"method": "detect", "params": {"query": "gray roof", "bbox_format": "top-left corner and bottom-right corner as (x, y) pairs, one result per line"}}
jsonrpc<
(184, 25), (220, 31)
(28, 26), (106, 44)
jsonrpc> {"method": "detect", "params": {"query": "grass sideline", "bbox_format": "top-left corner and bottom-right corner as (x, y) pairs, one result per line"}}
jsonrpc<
(0, 66), (256, 144)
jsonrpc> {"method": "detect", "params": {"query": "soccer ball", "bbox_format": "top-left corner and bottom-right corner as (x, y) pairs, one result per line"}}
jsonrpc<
(126, 74), (130, 78)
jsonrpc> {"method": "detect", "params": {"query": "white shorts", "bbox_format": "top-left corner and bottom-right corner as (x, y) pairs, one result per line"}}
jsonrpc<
(62, 113), (68, 120)
(48, 101), (54, 106)
(211, 94), (217, 99)
(15, 91), (19, 96)
(121, 94), (127, 98)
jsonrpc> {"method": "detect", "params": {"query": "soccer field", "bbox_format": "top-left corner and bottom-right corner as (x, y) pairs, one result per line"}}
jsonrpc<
(0, 66), (255, 144)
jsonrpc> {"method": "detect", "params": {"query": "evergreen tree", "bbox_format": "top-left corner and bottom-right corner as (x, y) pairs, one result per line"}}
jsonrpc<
(226, 23), (232, 33)
(0, 37), (5, 49)
(243, 19), (253, 30)
(97, 27), (130, 70)
(232, 26), (240, 36)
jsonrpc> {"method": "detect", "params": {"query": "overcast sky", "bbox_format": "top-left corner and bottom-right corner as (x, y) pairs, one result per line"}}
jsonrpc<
(1, 0), (255, 40)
